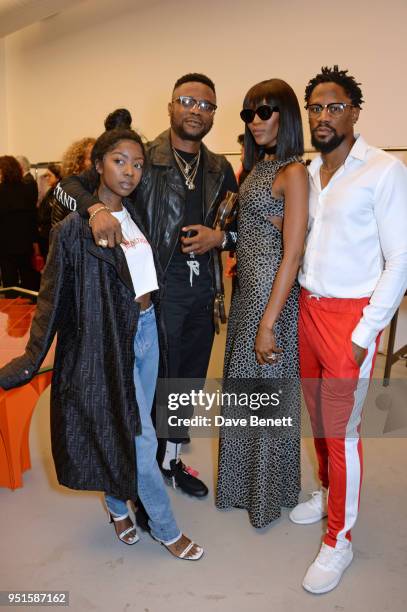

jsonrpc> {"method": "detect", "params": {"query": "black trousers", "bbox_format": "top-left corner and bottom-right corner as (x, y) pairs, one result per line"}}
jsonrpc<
(156, 266), (215, 461)
(0, 253), (40, 291)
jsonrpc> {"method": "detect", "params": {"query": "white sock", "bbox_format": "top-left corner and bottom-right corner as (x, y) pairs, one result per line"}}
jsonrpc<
(162, 442), (181, 470)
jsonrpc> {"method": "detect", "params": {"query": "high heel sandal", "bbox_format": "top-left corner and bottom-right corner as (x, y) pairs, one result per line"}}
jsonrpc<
(109, 512), (139, 545)
(154, 533), (204, 560)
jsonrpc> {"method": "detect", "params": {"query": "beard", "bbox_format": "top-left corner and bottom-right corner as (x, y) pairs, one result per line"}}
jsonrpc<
(171, 116), (213, 142)
(311, 127), (345, 153)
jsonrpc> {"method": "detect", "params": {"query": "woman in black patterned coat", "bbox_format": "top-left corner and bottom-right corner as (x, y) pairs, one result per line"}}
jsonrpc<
(0, 127), (203, 560)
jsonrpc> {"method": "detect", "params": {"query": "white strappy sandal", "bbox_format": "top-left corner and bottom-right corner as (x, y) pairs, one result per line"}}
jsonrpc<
(109, 512), (139, 545)
(155, 533), (204, 560)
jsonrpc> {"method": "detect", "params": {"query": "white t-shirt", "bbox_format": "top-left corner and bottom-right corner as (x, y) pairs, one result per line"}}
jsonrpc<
(111, 208), (158, 298)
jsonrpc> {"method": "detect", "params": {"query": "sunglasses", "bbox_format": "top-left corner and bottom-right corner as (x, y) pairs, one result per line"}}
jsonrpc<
(173, 96), (217, 114)
(305, 102), (354, 116)
(240, 105), (279, 124)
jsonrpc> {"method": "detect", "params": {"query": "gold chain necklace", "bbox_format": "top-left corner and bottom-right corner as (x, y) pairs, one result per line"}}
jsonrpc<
(320, 148), (353, 175)
(320, 159), (345, 174)
(172, 148), (201, 190)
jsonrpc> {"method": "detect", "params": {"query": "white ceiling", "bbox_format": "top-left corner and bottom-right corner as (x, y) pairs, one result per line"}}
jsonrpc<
(0, 0), (86, 38)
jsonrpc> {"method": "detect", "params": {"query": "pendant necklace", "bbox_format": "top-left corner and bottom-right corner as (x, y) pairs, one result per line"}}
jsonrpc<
(171, 149), (201, 284)
(172, 147), (201, 190)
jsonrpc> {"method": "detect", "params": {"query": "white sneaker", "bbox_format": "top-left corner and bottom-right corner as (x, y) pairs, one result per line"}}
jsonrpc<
(289, 488), (328, 524)
(302, 542), (353, 594)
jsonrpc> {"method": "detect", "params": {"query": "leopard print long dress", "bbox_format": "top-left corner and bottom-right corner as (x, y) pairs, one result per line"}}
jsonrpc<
(216, 157), (301, 529)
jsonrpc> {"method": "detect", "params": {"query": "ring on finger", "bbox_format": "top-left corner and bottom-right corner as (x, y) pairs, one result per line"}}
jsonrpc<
(266, 353), (277, 361)
(98, 238), (108, 248)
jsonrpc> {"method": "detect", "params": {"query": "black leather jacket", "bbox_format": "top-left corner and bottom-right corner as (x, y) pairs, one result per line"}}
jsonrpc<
(51, 192), (70, 227)
(139, 130), (237, 272)
(53, 129), (238, 273)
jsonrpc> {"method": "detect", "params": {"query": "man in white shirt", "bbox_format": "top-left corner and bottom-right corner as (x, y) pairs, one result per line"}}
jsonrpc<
(289, 66), (407, 594)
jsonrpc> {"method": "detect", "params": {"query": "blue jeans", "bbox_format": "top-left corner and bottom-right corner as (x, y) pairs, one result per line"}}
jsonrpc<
(105, 305), (180, 543)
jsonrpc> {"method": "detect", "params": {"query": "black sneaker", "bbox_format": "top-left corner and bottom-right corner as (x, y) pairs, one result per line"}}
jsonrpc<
(161, 459), (208, 498)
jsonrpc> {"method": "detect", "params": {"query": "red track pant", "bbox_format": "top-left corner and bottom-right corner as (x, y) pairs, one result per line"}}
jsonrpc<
(299, 289), (380, 548)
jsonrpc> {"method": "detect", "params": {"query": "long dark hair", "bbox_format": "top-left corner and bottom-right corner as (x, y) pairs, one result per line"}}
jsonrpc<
(0, 155), (23, 183)
(242, 79), (304, 173)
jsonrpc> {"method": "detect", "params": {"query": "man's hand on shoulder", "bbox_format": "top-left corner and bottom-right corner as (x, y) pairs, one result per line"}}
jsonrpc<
(88, 204), (123, 248)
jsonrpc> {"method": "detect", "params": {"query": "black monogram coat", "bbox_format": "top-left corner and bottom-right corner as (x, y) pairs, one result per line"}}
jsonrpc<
(0, 203), (164, 500)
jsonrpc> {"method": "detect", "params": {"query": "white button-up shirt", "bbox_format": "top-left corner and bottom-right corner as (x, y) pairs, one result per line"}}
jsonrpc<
(298, 135), (407, 348)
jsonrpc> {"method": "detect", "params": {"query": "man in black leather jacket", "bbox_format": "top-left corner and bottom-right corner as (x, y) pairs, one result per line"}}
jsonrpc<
(54, 73), (238, 499)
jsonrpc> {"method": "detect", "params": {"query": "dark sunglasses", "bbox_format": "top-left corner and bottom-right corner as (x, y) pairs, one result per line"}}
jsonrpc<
(240, 105), (279, 124)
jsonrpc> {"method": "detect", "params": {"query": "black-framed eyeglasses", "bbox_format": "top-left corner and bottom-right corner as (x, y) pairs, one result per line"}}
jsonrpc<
(172, 96), (217, 114)
(240, 105), (279, 124)
(305, 102), (354, 116)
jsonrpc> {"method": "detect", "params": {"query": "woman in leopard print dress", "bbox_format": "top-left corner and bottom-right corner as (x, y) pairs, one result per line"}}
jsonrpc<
(216, 79), (309, 528)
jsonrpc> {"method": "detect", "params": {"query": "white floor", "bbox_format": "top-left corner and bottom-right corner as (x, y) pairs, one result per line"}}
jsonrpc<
(1, 324), (407, 611)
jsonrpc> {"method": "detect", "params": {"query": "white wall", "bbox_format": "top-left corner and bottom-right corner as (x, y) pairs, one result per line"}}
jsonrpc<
(3, 0), (407, 162)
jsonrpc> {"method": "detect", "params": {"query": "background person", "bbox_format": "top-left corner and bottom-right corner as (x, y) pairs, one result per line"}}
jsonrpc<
(0, 155), (40, 290)
(37, 163), (62, 259)
(16, 155), (38, 203)
(51, 136), (95, 226)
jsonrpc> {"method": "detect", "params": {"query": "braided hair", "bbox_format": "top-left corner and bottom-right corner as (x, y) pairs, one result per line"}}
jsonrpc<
(305, 66), (364, 107)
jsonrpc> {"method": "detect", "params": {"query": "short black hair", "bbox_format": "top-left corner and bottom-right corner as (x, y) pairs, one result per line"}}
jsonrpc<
(104, 108), (132, 131)
(305, 66), (364, 107)
(173, 73), (216, 95)
(242, 79), (304, 171)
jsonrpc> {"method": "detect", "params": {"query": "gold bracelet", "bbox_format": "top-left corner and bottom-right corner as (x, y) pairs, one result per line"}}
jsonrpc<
(88, 206), (111, 226)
